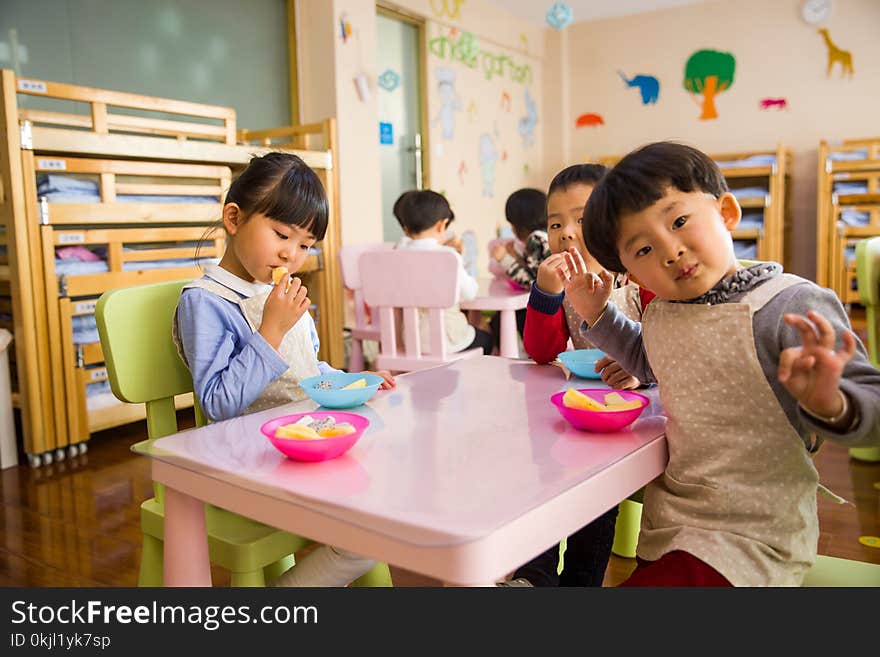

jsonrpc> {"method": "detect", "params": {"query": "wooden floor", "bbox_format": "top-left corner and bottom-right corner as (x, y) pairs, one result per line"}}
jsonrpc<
(0, 408), (878, 587)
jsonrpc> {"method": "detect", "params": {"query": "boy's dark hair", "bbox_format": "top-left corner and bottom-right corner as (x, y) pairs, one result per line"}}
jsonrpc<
(225, 151), (328, 240)
(547, 163), (607, 197)
(392, 190), (417, 230)
(398, 190), (455, 235)
(583, 142), (729, 272)
(505, 188), (547, 239)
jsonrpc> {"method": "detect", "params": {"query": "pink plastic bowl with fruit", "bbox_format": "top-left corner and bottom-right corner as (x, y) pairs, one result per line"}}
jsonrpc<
(550, 389), (649, 432)
(261, 411), (369, 462)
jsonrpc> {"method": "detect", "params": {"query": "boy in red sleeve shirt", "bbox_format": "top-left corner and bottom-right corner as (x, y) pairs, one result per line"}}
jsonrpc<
(500, 164), (653, 587)
(524, 164), (654, 387)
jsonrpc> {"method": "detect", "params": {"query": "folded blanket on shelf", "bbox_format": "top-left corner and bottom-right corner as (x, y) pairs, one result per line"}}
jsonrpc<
(833, 181), (869, 195)
(738, 212), (765, 228)
(37, 174), (218, 203)
(733, 240), (757, 260)
(839, 210), (871, 227)
(828, 149), (868, 162)
(714, 154), (777, 168)
(730, 186), (768, 200)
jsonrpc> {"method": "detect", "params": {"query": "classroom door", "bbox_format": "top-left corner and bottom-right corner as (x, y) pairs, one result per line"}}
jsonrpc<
(376, 9), (427, 243)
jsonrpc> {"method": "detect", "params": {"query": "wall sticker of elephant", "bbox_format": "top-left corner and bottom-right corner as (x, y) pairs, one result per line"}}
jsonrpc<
(618, 71), (659, 105)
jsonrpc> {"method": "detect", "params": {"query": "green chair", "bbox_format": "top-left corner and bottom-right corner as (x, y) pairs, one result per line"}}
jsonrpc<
(802, 555), (880, 587)
(611, 488), (644, 559)
(95, 280), (392, 587)
(852, 237), (880, 462)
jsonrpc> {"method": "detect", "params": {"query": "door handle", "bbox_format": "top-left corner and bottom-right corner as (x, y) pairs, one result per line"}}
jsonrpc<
(405, 133), (424, 190)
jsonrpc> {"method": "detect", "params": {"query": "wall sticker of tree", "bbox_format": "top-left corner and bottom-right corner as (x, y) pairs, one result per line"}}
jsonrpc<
(683, 49), (736, 120)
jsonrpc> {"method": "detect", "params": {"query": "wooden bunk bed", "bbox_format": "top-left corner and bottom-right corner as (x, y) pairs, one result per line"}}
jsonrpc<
(816, 137), (880, 305)
(0, 69), (343, 467)
(595, 144), (792, 268)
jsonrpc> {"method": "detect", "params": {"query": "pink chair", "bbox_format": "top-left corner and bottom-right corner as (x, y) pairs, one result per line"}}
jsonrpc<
(338, 243), (395, 371)
(359, 249), (482, 372)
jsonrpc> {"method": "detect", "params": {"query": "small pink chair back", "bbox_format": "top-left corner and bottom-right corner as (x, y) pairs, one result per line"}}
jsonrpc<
(338, 242), (394, 371)
(359, 249), (481, 372)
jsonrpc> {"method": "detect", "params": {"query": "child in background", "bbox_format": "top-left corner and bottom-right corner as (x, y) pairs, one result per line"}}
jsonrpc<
(174, 152), (394, 587)
(394, 189), (465, 255)
(524, 164), (651, 387)
(492, 188), (551, 291)
(500, 164), (650, 588)
(396, 190), (494, 355)
(489, 188), (550, 341)
(566, 141), (880, 586)
(392, 190), (416, 248)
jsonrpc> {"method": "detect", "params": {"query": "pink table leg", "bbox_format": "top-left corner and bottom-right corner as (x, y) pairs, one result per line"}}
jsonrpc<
(163, 487), (211, 586)
(498, 309), (518, 358)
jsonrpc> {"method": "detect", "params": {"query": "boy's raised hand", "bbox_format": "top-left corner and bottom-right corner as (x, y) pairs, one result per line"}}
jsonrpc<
(558, 247), (613, 326)
(778, 310), (857, 421)
(258, 274), (311, 350)
(536, 253), (569, 294)
(595, 356), (640, 390)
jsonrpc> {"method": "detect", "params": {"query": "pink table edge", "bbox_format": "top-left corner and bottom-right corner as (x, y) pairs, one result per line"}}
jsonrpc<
(155, 433), (667, 587)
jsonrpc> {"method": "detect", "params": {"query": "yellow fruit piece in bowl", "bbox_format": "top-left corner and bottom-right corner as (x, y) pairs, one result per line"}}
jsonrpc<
(603, 391), (643, 411)
(275, 423), (320, 440)
(607, 399), (643, 411)
(271, 266), (289, 285)
(562, 388), (606, 411)
(341, 378), (367, 390)
(317, 423), (357, 438)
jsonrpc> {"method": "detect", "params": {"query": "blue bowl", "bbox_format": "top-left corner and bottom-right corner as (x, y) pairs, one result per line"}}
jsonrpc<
(557, 349), (606, 380)
(299, 372), (383, 409)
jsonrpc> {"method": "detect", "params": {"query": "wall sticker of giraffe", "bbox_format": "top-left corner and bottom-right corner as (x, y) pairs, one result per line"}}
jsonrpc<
(818, 28), (854, 79)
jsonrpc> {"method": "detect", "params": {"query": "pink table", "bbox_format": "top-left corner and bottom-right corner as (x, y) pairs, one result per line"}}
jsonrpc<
(460, 278), (530, 358)
(134, 356), (667, 586)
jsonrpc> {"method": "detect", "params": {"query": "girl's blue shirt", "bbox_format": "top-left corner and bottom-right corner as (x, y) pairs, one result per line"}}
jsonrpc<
(176, 264), (339, 421)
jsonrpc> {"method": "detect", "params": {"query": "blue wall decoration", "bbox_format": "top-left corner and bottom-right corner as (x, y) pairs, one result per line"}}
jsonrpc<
(546, 3), (573, 30)
(378, 69), (401, 92)
(379, 121), (394, 145)
(618, 71), (660, 105)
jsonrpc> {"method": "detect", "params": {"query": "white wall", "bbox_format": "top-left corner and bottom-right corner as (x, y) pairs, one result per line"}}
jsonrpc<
(562, 0), (880, 279)
(296, 0), (552, 276)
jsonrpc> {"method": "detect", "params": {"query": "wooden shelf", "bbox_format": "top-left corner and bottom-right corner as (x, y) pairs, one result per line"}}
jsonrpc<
(817, 137), (880, 299)
(1, 68), (344, 463)
(88, 393), (193, 434)
(732, 228), (761, 240)
(736, 197), (769, 209)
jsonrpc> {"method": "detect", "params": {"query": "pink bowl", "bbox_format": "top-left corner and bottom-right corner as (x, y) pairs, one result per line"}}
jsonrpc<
(550, 389), (649, 433)
(261, 411), (369, 462)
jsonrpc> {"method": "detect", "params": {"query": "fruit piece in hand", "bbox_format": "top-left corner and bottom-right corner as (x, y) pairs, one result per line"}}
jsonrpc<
(272, 266), (288, 286)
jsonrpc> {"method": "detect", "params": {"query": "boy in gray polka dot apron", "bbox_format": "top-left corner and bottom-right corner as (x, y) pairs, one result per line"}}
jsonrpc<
(561, 142), (880, 586)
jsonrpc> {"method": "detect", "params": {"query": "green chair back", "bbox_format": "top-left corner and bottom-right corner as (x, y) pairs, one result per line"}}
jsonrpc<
(95, 279), (206, 439)
(95, 280), (392, 586)
(802, 555), (880, 587)
(856, 236), (880, 367)
(853, 238), (880, 462)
